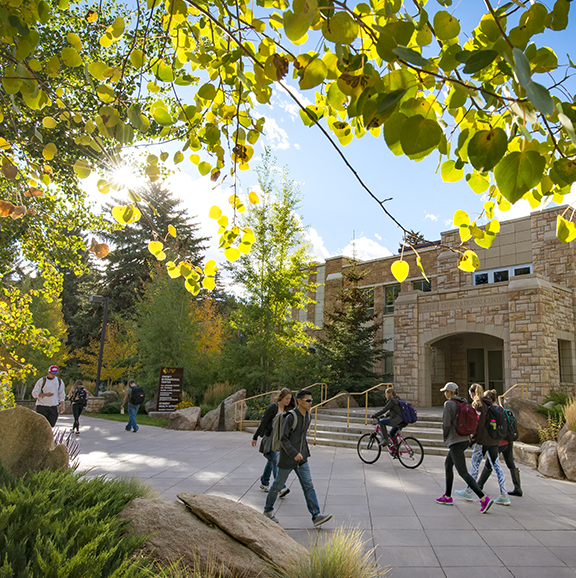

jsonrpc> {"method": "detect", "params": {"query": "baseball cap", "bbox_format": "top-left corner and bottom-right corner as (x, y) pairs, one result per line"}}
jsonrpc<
(440, 382), (458, 392)
(48, 365), (59, 374)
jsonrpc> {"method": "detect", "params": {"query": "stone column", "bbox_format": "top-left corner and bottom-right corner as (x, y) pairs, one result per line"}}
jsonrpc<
(393, 292), (419, 404)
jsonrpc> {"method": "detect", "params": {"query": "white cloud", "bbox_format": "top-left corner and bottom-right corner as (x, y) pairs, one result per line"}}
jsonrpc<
(425, 213), (438, 221)
(269, 82), (314, 122)
(262, 115), (291, 150)
(374, 233), (382, 240)
(306, 227), (331, 262)
(444, 219), (453, 228)
(341, 237), (393, 261)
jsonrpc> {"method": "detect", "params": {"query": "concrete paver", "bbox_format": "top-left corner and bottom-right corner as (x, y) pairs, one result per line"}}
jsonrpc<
(58, 415), (576, 577)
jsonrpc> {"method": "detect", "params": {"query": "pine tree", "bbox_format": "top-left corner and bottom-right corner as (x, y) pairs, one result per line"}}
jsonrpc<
(316, 262), (384, 396)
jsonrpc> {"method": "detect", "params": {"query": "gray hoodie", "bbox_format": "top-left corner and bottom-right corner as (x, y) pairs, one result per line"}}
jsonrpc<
(442, 396), (471, 447)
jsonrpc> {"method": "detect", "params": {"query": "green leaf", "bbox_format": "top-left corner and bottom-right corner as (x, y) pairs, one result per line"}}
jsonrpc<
(494, 151), (546, 204)
(198, 162), (211, 176)
(73, 159), (91, 179)
(434, 11), (461, 41)
(399, 115), (442, 159)
(322, 11), (358, 44)
(61, 47), (82, 67)
(151, 104), (174, 126)
(462, 50), (498, 74)
(441, 160), (464, 183)
(513, 48), (532, 86)
(377, 89), (407, 114)
(87, 62), (107, 81)
(97, 84), (115, 103)
(299, 57), (327, 90)
(284, 0), (318, 42)
(383, 112), (407, 156)
(392, 46), (429, 67)
(524, 81), (555, 116)
(553, 159), (576, 185)
(557, 215), (576, 243)
(198, 83), (217, 100)
(468, 128), (508, 172)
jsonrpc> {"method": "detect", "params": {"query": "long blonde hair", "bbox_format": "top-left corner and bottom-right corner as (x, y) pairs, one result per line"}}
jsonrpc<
(469, 383), (484, 409)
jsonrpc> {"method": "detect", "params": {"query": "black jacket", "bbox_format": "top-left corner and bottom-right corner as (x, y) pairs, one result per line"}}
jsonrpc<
(252, 403), (278, 441)
(70, 389), (88, 407)
(372, 398), (404, 427)
(471, 397), (500, 447)
(278, 409), (311, 470)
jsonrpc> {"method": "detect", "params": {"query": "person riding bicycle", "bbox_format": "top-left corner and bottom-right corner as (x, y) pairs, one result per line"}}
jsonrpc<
(371, 387), (405, 445)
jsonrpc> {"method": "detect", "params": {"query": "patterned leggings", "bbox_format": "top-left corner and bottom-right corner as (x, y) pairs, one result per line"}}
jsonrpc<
(469, 444), (507, 495)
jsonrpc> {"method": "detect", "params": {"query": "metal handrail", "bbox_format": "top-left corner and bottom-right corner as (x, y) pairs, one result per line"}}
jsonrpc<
(498, 383), (528, 406)
(234, 382), (328, 430)
(310, 382), (393, 445)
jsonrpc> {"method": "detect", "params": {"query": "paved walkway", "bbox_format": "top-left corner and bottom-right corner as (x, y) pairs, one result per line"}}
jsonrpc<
(59, 415), (576, 578)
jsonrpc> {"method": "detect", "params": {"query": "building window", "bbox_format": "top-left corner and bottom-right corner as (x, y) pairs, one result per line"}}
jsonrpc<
(474, 264), (532, 286)
(384, 284), (401, 314)
(362, 288), (374, 318)
(558, 339), (574, 384)
(383, 350), (394, 379)
(413, 280), (431, 292)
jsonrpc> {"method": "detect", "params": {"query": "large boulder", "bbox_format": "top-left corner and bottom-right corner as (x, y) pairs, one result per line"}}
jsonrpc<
(199, 390), (247, 431)
(120, 498), (298, 578)
(99, 390), (118, 404)
(558, 423), (569, 443)
(502, 397), (549, 444)
(324, 391), (359, 409)
(178, 493), (307, 566)
(0, 406), (69, 477)
(558, 430), (576, 482)
(168, 407), (201, 430)
(537, 441), (564, 479)
(145, 396), (158, 414)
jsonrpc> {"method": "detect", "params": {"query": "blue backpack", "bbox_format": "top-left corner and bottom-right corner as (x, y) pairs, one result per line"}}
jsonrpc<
(398, 400), (418, 424)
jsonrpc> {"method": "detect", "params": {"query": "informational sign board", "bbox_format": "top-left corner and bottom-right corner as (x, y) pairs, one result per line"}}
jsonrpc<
(156, 367), (183, 412)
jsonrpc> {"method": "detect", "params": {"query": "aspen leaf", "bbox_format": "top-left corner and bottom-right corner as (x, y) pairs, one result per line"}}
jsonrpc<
(453, 210), (470, 227)
(458, 250), (480, 272)
(204, 260), (217, 275)
(248, 191), (259, 204)
(1, 163), (17, 179)
(24, 187), (44, 197)
(185, 278), (201, 295)
(416, 255), (429, 282)
(0, 201), (15, 217)
(148, 240), (163, 255)
(166, 261), (181, 278)
(556, 216), (576, 243)
(42, 116), (57, 129)
(73, 159), (91, 178)
(225, 247), (241, 262)
(202, 276), (215, 290)
(168, 225), (177, 237)
(179, 262), (192, 278)
(391, 260), (409, 282)
(43, 143), (57, 160)
(239, 242), (252, 254)
(209, 206), (222, 219)
(10, 206), (26, 219)
(112, 205), (141, 224)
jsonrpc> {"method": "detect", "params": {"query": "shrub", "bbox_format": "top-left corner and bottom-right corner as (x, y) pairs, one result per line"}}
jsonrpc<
(246, 395), (271, 420)
(0, 464), (152, 577)
(175, 401), (195, 411)
(538, 413), (565, 443)
(564, 397), (576, 432)
(271, 527), (390, 578)
(100, 401), (122, 414)
(144, 557), (233, 578)
(203, 382), (237, 407)
(200, 404), (215, 416)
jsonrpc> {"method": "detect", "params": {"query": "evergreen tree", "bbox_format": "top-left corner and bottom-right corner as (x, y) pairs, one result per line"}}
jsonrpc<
(101, 182), (209, 316)
(316, 262), (384, 396)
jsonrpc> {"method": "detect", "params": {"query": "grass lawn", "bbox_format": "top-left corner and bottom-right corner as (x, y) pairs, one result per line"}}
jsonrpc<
(87, 413), (169, 427)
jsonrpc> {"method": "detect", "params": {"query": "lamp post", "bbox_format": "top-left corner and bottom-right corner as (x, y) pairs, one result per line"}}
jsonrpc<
(89, 295), (109, 397)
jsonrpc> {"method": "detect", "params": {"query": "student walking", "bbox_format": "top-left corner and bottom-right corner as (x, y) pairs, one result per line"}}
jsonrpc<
(120, 380), (145, 432)
(474, 389), (522, 497)
(455, 384), (510, 506)
(251, 387), (293, 497)
(69, 380), (88, 434)
(31, 365), (66, 427)
(263, 389), (332, 527)
(436, 382), (493, 513)
(371, 387), (404, 444)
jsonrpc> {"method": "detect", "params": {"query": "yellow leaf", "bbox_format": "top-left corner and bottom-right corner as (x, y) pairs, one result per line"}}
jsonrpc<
(166, 261), (181, 278)
(168, 224), (177, 237)
(42, 116), (57, 129)
(458, 250), (480, 272)
(391, 260), (409, 283)
(239, 242), (252, 254)
(179, 262), (191, 278)
(225, 247), (241, 262)
(459, 225), (471, 243)
(248, 191), (259, 204)
(185, 278), (201, 295)
(111, 204), (140, 224)
(217, 215), (229, 227)
(202, 276), (215, 290)
(453, 210), (470, 227)
(204, 260), (217, 275)
(148, 240), (164, 255)
(42, 143), (57, 160)
(155, 251), (166, 261)
(209, 206), (222, 219)
(416, 255), (429, 282)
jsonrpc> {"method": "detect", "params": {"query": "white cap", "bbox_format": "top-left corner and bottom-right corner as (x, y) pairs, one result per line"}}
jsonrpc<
(440, 382), (459, 392)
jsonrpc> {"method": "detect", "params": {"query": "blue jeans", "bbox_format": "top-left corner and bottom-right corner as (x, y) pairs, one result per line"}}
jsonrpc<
(261, 451), (279, 486)
(264, 462), (320, 519)
(126, 403), (139, 431)
(379, 418), (399, 440)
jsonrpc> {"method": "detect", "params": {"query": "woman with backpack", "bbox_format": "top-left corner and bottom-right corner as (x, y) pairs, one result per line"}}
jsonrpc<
(455, 384), (510, 506)
(68, 380), (88, 434)
(473, 389), (522, 497)
(251, 387), (293, 497)
(436, 382), (493, 513)
(370, 387), (404, 445)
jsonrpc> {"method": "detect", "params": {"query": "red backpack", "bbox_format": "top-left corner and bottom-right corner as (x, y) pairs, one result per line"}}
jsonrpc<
(453, 399), (479, 436)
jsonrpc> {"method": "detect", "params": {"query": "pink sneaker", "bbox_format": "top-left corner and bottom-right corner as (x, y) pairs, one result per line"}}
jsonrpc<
(480, 495), (493, 514)
(436, 495), (453, 505)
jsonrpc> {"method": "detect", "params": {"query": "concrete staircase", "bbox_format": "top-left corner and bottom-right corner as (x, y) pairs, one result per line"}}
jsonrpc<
(245, 407), (457, 457)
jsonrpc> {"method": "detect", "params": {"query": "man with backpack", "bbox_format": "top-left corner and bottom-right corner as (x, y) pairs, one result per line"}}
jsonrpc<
(436, 382), (494, 513)
(31, 365), (66, 427)
(120, 380), (145, 433)
(263, 389), (332, 528)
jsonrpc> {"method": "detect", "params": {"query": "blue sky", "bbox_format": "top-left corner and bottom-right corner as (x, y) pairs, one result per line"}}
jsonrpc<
(85, 2), (576, 268)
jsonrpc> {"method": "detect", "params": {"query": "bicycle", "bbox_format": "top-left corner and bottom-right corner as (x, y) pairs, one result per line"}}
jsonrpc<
(357, 420), (424, 469)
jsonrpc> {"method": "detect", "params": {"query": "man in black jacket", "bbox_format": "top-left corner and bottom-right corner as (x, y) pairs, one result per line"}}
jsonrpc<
(263, 389), (332, 527)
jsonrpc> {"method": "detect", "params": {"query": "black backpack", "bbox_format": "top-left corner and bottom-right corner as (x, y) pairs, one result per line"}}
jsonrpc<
(503, 408), (519, 441)
(130, 385), (145, 405)
(486, 404), (508, 439)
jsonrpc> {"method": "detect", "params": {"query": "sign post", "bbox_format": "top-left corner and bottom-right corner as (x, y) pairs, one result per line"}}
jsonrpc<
(156, 367), (184, 412)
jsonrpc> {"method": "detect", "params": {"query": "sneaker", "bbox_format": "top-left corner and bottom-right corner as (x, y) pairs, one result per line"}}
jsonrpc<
(480, 496), (493, 514)
(279, 488), (290, 499)
(455, 489), (474, 501)
(125, 427), (132, 432)
(133, 428), (139, 433)
(263, 510), (278, 523)
(494, 495), (511, 506)
(259, 483), (269, 493)
(312, 513), (332, 527)
(436, 495), (453, 505)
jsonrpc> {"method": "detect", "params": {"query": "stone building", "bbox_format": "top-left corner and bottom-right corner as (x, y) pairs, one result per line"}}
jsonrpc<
(302, 205), (576, 406)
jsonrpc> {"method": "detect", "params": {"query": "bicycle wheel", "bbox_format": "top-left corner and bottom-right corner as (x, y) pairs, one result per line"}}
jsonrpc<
(396, 436), (424, 469)
(357, 433), (382, 464)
